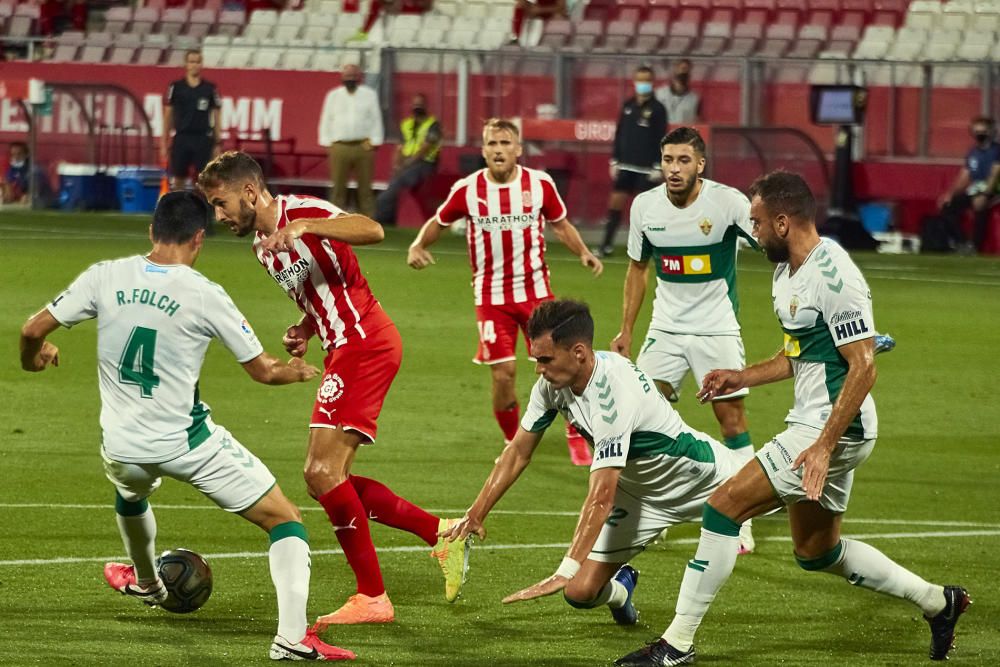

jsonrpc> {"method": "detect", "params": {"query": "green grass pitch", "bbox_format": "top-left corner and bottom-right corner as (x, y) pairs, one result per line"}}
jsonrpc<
(0, 211), (998, 665)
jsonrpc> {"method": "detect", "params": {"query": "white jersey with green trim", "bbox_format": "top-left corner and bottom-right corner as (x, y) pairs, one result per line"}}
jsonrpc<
(773, 238), (878, 439)
(47, 255), (264, 464)
(520, 351), (735, 503)
(627, 178), (757, 335)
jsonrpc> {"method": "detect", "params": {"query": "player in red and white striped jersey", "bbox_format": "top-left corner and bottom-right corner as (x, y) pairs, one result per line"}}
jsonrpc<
(199, 151), (470, 629)
(407, 118), (603, 465)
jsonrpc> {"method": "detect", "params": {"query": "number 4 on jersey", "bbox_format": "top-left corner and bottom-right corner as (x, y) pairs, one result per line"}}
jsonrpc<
(118, 326), (160, 398)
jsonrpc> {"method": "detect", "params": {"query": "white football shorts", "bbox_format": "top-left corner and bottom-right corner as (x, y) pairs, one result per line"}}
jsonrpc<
(103, 426), (277, 513)
(635, 330), (748, 401)
(755, 423), (876, 514)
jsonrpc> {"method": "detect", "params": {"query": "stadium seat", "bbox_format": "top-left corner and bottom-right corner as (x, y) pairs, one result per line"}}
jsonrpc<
(103, 6), (132, 33)
(758, 22), (795, 57)
(905, 0), (942, 29)
(692, 19), (732, 56)
(956, 28), (995, 59)
(201, 45), (226, 67)
(311, 49), (342, 71)
(924, 29), (961, 60)
(136, 45), (166, 66)
(282, 47), (314, 70)
(423, 14), (451, 32)
(722, 22), (762, 56)
(187, 8), (217, 39)
(941, 0), (974, 30)
(840, 0), (873, 28)
(217, 9), (247, 38)
(853, 24), (894, 59)
(787, 23), (828, 58)
(539, 19), (572, 49)
(109, 33), (142, 64)
(446, 29), (478, 48)
(584, 0), (614, 22)
(886, 26), (927, 60)
(827, 22), (861, 53)
(872, 0), (906, 27)
(223, 46), (254, 68)
(203, 34), (232, 48)
(416, 27), (445, 48)
(675, 1), (708, 27)
(743, 0), (776, 25)
(646, 6), (671, 27)
(159, 7), (188, 36)
(252, 47), (284, 69)
(567, 19), (603, 51)
(299, 24), (331, 43)
(663, 21), (698, 53)
(805, 0), (841, 28)
(52, 31), (84, 62)
(630, 20), (667, 52)
(809, 51), (849, 83)
(130, 7), (160, 35)
(776, 0), (807, 27)
(601, 19), (635, 52)
(79, 33), (112, 63)
(231, 35), (260, 48)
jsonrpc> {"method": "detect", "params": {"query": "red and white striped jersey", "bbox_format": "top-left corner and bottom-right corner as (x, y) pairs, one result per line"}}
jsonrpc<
(435, 166), (568, 307)
(253, 194), (380, 350)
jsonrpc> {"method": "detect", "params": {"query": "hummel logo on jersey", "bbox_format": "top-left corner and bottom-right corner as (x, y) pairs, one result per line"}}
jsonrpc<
(647, 226), (666, 231)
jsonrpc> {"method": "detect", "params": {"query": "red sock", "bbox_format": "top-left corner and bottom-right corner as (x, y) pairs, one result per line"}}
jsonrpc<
(494, 403), (520, 442)
(362, 0), (381, 32)
(351, 475), (439, 547)
(317, 480), (385, 597)
(511, 7), (524, 37)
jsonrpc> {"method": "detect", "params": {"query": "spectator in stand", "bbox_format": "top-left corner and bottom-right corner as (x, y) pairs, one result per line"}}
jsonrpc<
(510, 0), (568, 45)
(353, 0), (433, 41)
(1, 141), (30, 204)
(317, 63), (384, 218)
(374, 93), (442, 227)
(244, 0), (289, 17)
(655, 58), (701, 124)
(937, 116), (1000, 254)
(162, 50), (221, 191)
(595, 66), (668, 258)
(69, 0), (87, 31)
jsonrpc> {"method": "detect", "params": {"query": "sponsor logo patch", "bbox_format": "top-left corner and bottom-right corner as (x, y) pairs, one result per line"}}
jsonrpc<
(660, 254), (712, 275)
(318, 373), (345, 404)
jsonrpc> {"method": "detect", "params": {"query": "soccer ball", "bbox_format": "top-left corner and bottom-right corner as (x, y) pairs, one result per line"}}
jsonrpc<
(156, 548), (213, 614)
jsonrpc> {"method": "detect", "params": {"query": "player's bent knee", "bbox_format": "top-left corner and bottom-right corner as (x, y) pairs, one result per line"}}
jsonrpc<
(563, 589), (603, 609)
(303, 463), (348, 498)
(795, 540), (845, 572)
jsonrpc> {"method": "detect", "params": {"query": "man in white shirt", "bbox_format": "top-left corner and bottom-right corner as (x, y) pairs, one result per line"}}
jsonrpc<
(317, 63), (384, 218)
(18, 191), (354, 661)
(654, 59), (701, 125)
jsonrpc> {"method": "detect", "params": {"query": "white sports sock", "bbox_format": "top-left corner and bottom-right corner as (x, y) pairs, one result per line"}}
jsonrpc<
(588, 578), (629, 609)
(116, 510), (158, 584)
(270, 534), (311, 643)
(825, 539), (946, 617)
(663, 528), (740, 651)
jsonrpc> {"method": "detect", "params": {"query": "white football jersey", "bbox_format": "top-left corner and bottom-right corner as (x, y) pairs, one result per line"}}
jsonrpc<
(627, 179), (757, 335)
(48, 255), (264, 464)
(772, 238), (878, 439)
(521, 352), (735, 503)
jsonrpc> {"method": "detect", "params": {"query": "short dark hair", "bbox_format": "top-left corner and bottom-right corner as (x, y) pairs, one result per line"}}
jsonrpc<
(185, 49), (201, 59)
(971, 116), (995, 129)
(635, 65), (654, 77)
(526, 300), (594, 348)
(748, 170), (817, 222)
(661, 126), (706, 155)
(151, 191), (212, 244)
(197, 150), (265, 191)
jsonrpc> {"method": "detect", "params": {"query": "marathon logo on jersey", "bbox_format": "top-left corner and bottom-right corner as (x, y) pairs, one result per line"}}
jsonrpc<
(660, 254), (712, 275)
(831, 309), (870, 341)
(317, 372), (345, 404)
(470, 213), (535, 231)
(272, 258), (311, 291)
(595, 434), (624, 462)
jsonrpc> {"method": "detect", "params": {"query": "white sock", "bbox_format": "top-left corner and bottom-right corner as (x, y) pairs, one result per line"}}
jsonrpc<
(269, 530), (311, 643)
(824, 539), (946, 617)
(605, 579), (629, 609)
(663, 528), (739, 651)
(116, 510), (158, 584)
(726, 435), (755, 534)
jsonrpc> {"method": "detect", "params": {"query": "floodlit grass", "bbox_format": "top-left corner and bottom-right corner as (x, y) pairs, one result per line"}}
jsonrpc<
(1, 211), (998, 665)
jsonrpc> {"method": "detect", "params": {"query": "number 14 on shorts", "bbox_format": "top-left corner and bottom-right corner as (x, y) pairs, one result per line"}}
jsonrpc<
(478, 320), (497, 344)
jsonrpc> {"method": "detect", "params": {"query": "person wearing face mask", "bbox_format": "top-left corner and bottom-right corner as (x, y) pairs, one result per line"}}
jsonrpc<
(1, 141), (30, 204)
(373, 93), (442, 226)
(655, 58), (701, 125)
(596, 66), (668, 258)
(318, 63), (384, 218)
(936, 116), (1000, 253)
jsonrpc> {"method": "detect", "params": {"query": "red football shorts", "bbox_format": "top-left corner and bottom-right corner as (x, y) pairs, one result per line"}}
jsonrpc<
(473, 297), (551, 365)
(310, 309), (402, 443)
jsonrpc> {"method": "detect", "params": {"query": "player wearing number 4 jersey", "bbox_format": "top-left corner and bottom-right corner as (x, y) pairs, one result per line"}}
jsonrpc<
(19, 192), (354, 661)
(615, 172), (967, 667)
(441, 300), (747, 636)
(199, 152), (468, 632)
(408, 118), (603, 466)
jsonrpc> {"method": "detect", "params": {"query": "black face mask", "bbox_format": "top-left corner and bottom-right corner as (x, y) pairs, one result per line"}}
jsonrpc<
(974, 132), (991, 145)
(412, 106), (426, 116)
(675, 73), (690, 86)
(343, 80), (359, 92)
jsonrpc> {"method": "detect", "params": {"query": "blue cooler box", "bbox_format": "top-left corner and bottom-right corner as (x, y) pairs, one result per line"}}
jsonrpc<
(58, 164), (118, 211)
(116, 167), (162, 214)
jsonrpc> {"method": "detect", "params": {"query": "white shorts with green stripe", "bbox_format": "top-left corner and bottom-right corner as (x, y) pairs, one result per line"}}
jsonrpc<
(636, 330), (748, 401)
(103, 426), (277, 514)
(755, 424), (876, 514)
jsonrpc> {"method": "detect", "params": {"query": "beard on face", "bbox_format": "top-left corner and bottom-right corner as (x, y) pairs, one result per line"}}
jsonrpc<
(233, 198), (256, 237)
(763, 238), (790, 263)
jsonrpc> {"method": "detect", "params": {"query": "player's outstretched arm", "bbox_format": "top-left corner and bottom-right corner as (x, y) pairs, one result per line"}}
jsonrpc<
(241, 352), (320, 386)
(698, 347), (794, 402)
(503, 466), (621, 604)
(441, 427), (544, 543)
(406, 216), (444, 269)
(259, 214), (385, 253)
(20, 309), (61, 372)
(549, 218), (603, 276)
(610, 259), (650, 357)
(794, 338), (876, 500)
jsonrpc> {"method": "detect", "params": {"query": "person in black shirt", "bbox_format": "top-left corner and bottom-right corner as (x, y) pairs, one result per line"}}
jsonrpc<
(596, 66), (667, 258)
(162, 50), (221, 191)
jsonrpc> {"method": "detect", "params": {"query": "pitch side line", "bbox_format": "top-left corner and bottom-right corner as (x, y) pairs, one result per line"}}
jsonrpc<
(3, 530), (1000, 567)
(1, 503), (998, 529)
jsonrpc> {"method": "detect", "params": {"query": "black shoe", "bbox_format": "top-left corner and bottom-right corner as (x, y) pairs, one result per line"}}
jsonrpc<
(609, 564), (639, 626)
(615, 639), (695, 666)
(926, 586), (970, 660)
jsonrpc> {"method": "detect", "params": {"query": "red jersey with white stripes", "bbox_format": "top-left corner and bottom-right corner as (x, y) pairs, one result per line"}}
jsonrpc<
(253, 194), (381, 350)
(435, 165), (568, 307)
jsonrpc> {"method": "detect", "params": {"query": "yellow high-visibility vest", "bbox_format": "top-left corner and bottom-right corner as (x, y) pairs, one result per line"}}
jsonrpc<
(401, 115), (440, 163)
